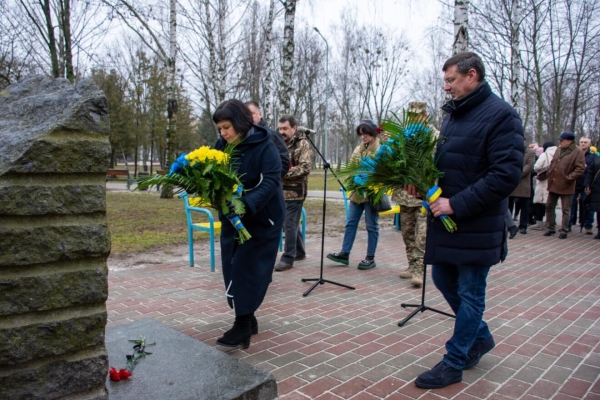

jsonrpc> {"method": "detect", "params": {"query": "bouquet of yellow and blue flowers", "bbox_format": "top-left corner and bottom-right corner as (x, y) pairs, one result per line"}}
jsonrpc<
(137, 145), (251, 242)
(341, 111), (457, 232)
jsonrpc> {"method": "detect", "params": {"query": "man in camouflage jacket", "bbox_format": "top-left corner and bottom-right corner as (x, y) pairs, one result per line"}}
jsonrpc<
(393, 102), (438, 287)
(274, 115), (313, 271)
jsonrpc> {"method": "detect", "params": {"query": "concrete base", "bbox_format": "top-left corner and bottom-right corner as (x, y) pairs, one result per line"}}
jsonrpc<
(105, 319), (277, 400)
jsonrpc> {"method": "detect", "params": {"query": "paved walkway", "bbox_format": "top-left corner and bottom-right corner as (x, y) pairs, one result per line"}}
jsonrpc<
(107, 223), (600, 399)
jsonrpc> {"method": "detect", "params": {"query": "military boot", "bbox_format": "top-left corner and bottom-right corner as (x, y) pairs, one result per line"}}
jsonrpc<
(399, 265), (414, 279)
(411, 264), (424, 287)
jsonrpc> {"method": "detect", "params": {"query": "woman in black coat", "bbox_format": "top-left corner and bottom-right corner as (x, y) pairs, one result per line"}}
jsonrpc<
(212, 99), (285, 348)
(584, 155), (600, 239)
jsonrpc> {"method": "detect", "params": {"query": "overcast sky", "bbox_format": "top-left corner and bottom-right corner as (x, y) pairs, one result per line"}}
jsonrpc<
(295, 0), (449, 52)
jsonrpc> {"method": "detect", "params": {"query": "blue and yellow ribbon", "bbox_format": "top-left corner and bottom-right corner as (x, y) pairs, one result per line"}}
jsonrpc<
(421, 185), (442, 214)
(232, 184), (243, 198)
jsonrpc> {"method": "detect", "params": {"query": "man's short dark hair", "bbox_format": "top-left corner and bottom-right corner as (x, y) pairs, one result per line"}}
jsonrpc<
(213, 99), (254, 138)
(245, 100), (261, 110)
(279, 114), (297, 127)
(443, 52), (486, 82)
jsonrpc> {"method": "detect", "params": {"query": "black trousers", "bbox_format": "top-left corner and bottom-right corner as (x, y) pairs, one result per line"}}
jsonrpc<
(509, 196), (530, 230)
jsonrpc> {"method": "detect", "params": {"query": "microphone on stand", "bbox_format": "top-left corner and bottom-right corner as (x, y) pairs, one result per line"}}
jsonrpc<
(297, 126), (316, 135)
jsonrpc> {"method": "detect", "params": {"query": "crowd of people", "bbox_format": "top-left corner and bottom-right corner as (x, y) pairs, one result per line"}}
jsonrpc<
(208, 51), (597, 390)
(508, 134), (598, 240)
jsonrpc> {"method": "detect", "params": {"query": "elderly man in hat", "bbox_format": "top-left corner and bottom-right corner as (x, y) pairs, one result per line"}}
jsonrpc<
(394, 102), (438, 287)
(544, 131), (586, 239)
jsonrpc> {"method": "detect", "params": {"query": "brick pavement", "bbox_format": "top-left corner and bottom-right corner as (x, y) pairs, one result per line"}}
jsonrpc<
(107, 221), (600, 399)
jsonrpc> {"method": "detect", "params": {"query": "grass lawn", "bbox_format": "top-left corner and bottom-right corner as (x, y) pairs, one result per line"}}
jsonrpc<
(307, 172), (346, 191)
(106, 191), (348, 255)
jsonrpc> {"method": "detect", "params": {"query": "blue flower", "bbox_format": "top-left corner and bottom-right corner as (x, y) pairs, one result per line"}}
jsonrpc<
(405, 123), (432, 138)
(354, 174), (368, 185)
(169, 153), (189, 174)
(376, 144), (393, 160)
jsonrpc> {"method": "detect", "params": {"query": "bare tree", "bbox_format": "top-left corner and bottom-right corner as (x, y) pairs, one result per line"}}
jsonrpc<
(352, 27), (410, 122)
(14, 0), (109, 81)
(278, 0), (296, 114)
(262, 0), (277, 124)
(410, 28), (452, 129)
(453, 0), (470, 53)
(510, 0), (521, 109)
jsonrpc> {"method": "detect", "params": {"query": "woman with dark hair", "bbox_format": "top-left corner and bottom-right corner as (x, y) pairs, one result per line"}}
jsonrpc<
(327, 119), (381, 270)
(212, 99), (285, 349)
(531, 141), (557, 230)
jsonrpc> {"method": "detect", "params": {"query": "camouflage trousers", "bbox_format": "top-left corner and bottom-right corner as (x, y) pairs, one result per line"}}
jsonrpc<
(400, 206), (427, 276)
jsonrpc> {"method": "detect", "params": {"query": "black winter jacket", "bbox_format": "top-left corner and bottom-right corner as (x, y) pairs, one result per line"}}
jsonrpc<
(425, 82), (524, 267)
(214, 126), (285, 315)
(576, 150), (596, 190)
(584, 156), (600, 213)
(258, 118), (290, 178)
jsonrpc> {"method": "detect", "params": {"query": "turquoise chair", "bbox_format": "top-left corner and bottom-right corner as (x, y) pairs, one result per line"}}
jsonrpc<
(279, 207), (307, 251)
(179, 193), (221, 272)
(339, 188), (401, 231)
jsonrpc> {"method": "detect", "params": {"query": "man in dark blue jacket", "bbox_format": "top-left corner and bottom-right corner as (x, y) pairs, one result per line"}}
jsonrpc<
(246, 101), (290, 179)
(412, 52), (524, 389)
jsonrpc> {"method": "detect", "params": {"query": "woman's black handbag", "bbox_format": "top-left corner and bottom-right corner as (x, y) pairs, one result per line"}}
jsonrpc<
(370, 194), (392, 213)
(536, 167), (549, 181)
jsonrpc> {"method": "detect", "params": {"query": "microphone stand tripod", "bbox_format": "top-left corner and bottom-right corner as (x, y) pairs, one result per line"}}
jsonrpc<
(301, 132), (355, 297)
(397, 261), (455, 326)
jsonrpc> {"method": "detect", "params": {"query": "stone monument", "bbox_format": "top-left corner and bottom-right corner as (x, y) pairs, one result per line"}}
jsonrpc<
(0, 76), (111, 399)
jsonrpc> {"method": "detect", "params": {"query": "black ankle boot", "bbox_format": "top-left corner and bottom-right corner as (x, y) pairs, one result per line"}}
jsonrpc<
(217, 314), (253, 349)
(251, 314), (258, 335)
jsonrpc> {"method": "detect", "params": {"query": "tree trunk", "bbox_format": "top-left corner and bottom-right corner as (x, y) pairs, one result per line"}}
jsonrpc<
(161, 0), (178, 199)
(263, 0), (276, 125)
(453, 0), (470, 54)
(59, 0), (74, 82)
(278, 0), (297, 114)
(217, 0), (227, 103)
(510, 0), (521, 110)
(41, 0), (60, 78)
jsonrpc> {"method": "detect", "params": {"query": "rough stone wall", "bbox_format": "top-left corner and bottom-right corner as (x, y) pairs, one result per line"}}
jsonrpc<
(0, 76), (111, 399)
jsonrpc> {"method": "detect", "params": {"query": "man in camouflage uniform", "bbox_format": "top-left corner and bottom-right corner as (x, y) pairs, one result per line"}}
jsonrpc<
(274, 115), (313, 271)
(394, 102), (437, 287)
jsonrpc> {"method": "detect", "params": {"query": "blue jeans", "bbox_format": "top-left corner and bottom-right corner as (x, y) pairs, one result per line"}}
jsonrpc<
(341, 201), (379, 256)
(432, 264), (492, 370)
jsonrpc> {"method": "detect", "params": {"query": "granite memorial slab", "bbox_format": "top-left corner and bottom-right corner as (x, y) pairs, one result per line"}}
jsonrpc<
(106, 319), (277, 400)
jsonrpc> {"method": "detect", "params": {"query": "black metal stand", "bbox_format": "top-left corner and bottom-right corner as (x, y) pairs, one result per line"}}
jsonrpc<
(398, 262), (455, 326)
(301, 133), (355, 297)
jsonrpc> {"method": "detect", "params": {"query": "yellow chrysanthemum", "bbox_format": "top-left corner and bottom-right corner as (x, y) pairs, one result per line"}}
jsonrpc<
(185, 146), (228, 166)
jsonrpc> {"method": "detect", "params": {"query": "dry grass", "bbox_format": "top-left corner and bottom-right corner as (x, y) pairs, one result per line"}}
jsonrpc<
(106, 191), (350, 254)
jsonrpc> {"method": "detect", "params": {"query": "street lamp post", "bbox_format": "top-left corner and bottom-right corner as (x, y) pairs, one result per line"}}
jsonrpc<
(314, 27), (329, 163)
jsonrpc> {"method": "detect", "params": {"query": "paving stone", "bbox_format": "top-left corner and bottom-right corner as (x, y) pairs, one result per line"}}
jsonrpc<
(483, 365), (517, 384)
(297, 364), (339, 383)
(573, 364), (600, 382)
(270, 351), (308, 368)
(329, 363), (370, 381)
(556, 353), (584, 369)
(271, 362), (309, 381)
(512, 365), (545, 384)
(105, 219), (600, 399)
(326, 352), (363, 369)
(528, 352), (558, 369)
(542, 365), (574, 384)
(499, 353), (531, 370)
(360, 364), (399, 383)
